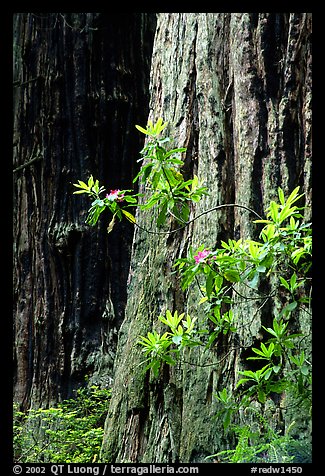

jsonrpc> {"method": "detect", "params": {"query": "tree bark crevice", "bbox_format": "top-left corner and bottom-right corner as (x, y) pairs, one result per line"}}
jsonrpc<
(13, 12), (157, 410)
(101, 13), (311, 463)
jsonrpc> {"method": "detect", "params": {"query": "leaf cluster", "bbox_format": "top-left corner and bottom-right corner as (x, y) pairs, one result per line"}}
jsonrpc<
(138, 310), (199, 377)
(140, 186), (312, 437)
(206, 415), (311, 463)
(72, 118), (208, 232)
(134, 119), (208, 226)
(13, 385), (111, 463)
(174, 187), (311, 346)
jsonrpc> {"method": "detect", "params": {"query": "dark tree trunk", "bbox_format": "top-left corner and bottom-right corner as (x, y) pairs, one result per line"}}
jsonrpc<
(101, 13), (312, 463)
(13, 13), (156, 410)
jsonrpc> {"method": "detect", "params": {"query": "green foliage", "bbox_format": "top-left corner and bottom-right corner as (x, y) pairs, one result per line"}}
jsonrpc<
(173, 186), (311, 345)
(73, 118), (208, 232)
(73, 175), (138, 231)
(137, 185), (311, 462)
(214, 388), (242, 431)
(206, 416), (311, 463)
(71, 120), (312, 463)
(134, 118), (208, 226)
(138, 310), (199, 377)
(135, 117), (168, 137)
(72, 175), (106, 196)
(207, 407), (312, 464)
(237, 365), (279, 405)
(254, 186), (312, 275)
(138, 330), (174, 377)
(13, 385), (111, 463)
(136, 183), (312, 402)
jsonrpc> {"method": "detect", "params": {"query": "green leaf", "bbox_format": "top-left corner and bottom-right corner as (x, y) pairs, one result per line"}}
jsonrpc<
(154, 117), (168, 135)
(206, 270), (215, 299)
(86, 204), (106, 226)
(269, 380), (288, 394)
(121, 209), (136, 224)
(263, 328), (277, 340)
(280, 301), (298, 316)
(260, 224), (276, 241)
(206, 331), (219, 348)
(279, 276), (290, 290)
(123, 195), (138, 204)
(134, 163), (154, 183)
(283, 340), (294, 349)
(257, 388), (266, 403)
(248, 240), (260, 259)
(143, 194), (162, 210)
(278, 187), (285, 205)
(73, 189), (89, 195)
(238, 369), (257, 379)
(191, 193), (202, 202)
(73, 179), (93, 194)
(160, 310), (183, 330)
(190, 174), (198, 191)
(92, 199), (105, 207)
(162, 354), (176, 365)
(289, 273), (297, 290)
(279, 203), (297, 223)
(150, 360), (161, 377)
(286, 186), (304, 206)
(236, 378), (251, 387)
(248, 271), (259, 290)
(269, 201), (279, 222)
(217, 388), (229, 403)
(151, 171), (162, 189)
(250, 343), (272, 359)
(92, 179), (100, 193)
(263, 367), (273, 380)
(180, 202), (190, 223)
(156, 201), (168, 227)
(223, 409), (232, 430)
(75, 180), (89, 189)
(256, 265), (266, 273)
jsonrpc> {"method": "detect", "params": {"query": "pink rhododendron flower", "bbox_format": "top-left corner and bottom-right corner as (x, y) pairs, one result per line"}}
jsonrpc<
(194, 249), (210, 264)
(106, 189), (124, 201)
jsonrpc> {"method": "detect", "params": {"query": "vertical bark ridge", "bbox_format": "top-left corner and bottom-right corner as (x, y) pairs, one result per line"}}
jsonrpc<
(13, 13), (156, 409)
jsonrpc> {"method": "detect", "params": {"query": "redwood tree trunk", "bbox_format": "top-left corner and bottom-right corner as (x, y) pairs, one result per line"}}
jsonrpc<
(101, 13), (312, 463)
(13, 13), (156, 410)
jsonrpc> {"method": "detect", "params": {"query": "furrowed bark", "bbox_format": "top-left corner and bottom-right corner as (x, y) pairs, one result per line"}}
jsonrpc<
(101, 13), (311, 463)
(13, 12), (156, 410)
